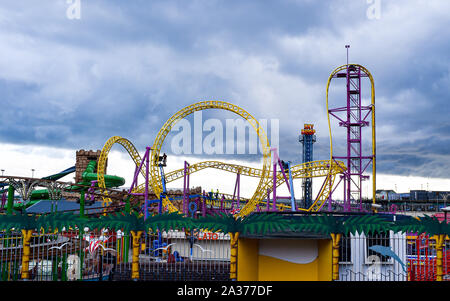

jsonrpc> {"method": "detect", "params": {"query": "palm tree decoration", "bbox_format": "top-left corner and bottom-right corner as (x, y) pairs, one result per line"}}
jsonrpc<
(0, 212), (85, 280)
(289, 214), (392, 280)
(91, 211), (192, 280)
(0, 213), (39, 279)
(393, 215), (450, 281)
(195, 212), (292, 280)
(36, 212), (85, 233)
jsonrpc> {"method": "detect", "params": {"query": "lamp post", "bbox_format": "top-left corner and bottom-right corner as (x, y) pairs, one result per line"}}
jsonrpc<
(31, 169), (35, 178)
(1, 169), (4, 176)
(345, 45), (350, 66)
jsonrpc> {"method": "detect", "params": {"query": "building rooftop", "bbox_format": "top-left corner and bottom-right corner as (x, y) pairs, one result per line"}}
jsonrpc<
(26, 200), (105, 214)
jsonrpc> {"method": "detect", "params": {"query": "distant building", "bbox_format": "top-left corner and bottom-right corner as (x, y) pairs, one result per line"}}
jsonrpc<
(427, 191), (450, 201)
(410, 190), (450, 201)
(410, 190), (428, 201)
(375, 190), (399, 201)
(397, 193), (410, 201)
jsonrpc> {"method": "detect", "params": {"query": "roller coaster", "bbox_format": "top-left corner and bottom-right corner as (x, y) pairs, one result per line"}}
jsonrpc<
(1, 62), (375, 219)
(96, 101), (348, 218)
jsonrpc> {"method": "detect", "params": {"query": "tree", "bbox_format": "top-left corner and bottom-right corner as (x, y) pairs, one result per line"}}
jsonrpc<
(195, 212), (292, 280)
(289, 214), (392, 280)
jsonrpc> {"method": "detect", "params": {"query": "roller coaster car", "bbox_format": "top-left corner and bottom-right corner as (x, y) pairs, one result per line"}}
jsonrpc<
(156, 153), (167, 167)
(281, 160), (289, 171)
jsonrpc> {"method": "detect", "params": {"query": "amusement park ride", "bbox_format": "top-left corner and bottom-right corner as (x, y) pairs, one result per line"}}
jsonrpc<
(299, 124), (316, 209)
(2, 48), (449, 283)
(326, 45), (376, 212)
(0, 50), (377, 218)
(90, 47), (376, 217)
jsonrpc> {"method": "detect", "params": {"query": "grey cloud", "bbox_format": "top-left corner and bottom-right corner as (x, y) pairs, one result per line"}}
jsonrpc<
(0, 0), (448, 180)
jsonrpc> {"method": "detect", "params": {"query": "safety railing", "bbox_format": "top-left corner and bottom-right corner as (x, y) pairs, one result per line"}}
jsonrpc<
(338, 232), (449, 281)
(0, 229), (230, 281)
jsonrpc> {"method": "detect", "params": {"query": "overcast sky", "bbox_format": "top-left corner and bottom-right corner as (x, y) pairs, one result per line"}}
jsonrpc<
(0, 0), (449, 195)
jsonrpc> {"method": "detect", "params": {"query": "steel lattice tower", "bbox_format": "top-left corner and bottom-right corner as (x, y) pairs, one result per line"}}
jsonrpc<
(299, 124), (316, 209)
(327, 46), (376, 212)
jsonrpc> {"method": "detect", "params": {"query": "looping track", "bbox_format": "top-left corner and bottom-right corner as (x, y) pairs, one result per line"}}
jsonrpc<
(97, 136), (144, 206)
(97, 101), (346, 217)
(150, 101), (272, 217)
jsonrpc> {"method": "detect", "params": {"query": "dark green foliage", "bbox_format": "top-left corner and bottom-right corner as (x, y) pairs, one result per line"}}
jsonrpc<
(289, 215), (346, 235)
(0, 210), (446, 238)
(145, 212), (193, 232)
(239, 213), (292, 235)
(87, 211), (144, 232)
(0, 213), (39, 230)
(195, 212), (241, 234)
(87, 211), (193, 232)
(0, 212), (86, 231)
(418, 215), (450, 236)
(392, 215), (449, 236)
(391, 216), (425, 234)
(344, 215), (393, 235)
(36, 212), (85, 232)
(289, 214), (392, 236)
(195, 212), (292, 235)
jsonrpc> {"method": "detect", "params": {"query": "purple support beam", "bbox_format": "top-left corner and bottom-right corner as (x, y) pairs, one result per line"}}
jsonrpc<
(128, 153), (147, 195)
(271, 148), (278, 212)
(88, 180), (98, 204)
(326, 175), (344, 211)
(277, 159), (291, 192)
(202, 191), (207, 217)
(126, 146), (151, 218)
(230, 171), (241, 210)
(272, 160), (277, 211)
(144, 146), (150, 220)
(236, 173), (240, 209)
(202, 196), (206, 217)
(183, 161), (190, 215)
(220, 195), (224, 211)
(270, 148), (295, 212)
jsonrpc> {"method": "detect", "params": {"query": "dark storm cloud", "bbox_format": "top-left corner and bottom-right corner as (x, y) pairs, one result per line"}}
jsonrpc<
(0, 0), (449, 179)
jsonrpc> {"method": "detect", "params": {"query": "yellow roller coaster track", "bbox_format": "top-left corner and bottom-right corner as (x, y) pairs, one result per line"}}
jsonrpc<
(132, 159), (345, 212)
(97, 101), (346, 217)
(164, 159), (346, 212)
(149, 101), (272, 217)
(97, 136), (145, 207)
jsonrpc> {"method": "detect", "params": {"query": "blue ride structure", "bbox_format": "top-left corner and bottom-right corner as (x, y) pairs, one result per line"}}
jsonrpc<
(299, 124), (316, 209)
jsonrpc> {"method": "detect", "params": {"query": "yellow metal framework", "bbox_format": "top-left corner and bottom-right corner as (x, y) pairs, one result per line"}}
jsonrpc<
(97, 136), (144, 207)
(96, 101), (346, 217)
(149, 101), (272, 217)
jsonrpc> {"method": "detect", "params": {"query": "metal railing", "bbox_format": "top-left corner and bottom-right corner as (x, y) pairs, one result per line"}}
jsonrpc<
(338, 232), (449, 281)
(0, 229), (230, 281)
